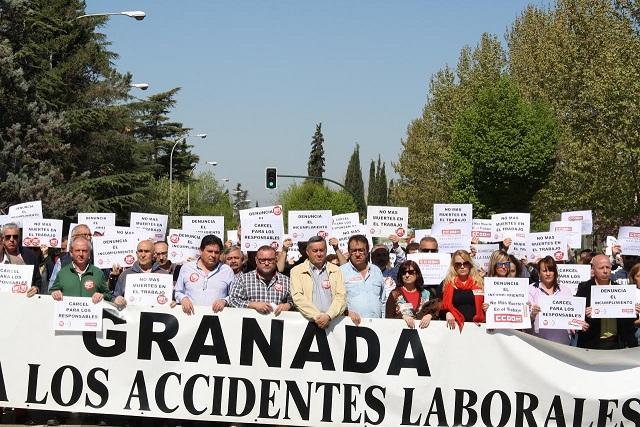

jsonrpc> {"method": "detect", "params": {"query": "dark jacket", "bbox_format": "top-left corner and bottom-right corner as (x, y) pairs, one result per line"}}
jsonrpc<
(15, 246), (43, 292)
(575, 278), (638, 349)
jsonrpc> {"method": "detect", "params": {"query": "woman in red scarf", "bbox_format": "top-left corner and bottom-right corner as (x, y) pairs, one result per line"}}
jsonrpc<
(441, 249), (485, 331)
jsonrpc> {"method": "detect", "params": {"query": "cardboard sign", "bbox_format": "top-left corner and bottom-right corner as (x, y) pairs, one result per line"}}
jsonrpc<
(591, 285), (636, 318)
(433, 204), (473, 224)
(92, 236), (138, 269)
(54, 297), (102, 332)
(239, 206), (285, 253)
(331, 212), (360, 228)
(473, 244), (499, 273)
(549, 220), (582, 249)
(288, 210), (332, 243)
(102, 226), (153, 242)
(167, 229), (207, 263)
(618, 227), (640, 256)
(21, 219), (63, 248)
(491, 213), (530, 242)
(77, 213), (116, 235)
(182, 216), (225, 240)
(124, 273), (173, 306)
(130, 212), (168, 242)
(528, 232), (568, 262)
(0, 264), (34, 293)
(472, 219), (493, 242)
(332, 224), (372, 254)
(226, 229), (239, 245)
(557, 264), (592, 295)
(8, 201), (42, 227)
(366, 206), (409, 238)
(484, 277), (531, 329)
(561, 210), (592, 235)
(407, 253), (451, 285)
(431, 222), (472, 254)
(538, 296), (586, 330)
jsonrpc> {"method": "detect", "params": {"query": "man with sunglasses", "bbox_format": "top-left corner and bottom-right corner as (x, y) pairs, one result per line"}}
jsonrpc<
(2, 223), (42, 295)
(419, 236), (439, 253)
(229, 245), (293, 315)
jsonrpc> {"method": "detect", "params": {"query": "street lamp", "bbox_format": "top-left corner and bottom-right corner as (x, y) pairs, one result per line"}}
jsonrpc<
(130, 83), (149, 90)
(170, 133), (207, 222)
(187, 161), (217, 213)
(76, 10), (146, 20)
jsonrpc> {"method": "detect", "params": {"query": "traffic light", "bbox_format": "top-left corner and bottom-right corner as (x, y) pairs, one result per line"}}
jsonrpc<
(265, 167), (277, 189)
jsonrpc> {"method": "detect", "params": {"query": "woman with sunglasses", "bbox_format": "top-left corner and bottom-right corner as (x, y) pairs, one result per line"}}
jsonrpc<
(487, 250), (511, 278)
(386, 261), (435, 328)
(441, 250), (485, 330)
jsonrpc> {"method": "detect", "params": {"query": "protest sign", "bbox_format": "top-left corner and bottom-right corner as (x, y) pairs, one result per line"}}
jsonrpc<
(413, 229), (432, 243)
(366, 206), (408, 238)
(92, 236), (138, 269)
(550, 220), (582, 249)
(226, 229), (238, 245)
(77, 213), (116, 235)
(124, 273), (173, 307)
(54, 297), (102, 332)
(484, 277), (531, 329)
(538, 296), (586, 330)
(557, 264), (592, 295)
(561, 210), (592, 235)
(239, 206), (284, 252)
(528, 232), (569, 262)
(430, 222), (472, 253)
(0, 215), (11, 227)
(591, 285), (636, 318)
(471, 219), (493, 242)
(102, 226), (153, 243)
(433, 204), (472, 224)
(182, 216), (225, 240)
(472, 243), (499, 272)
(130, 212), (168, 242)
(617, 226), (640, 256)
(8, 200), (42, 227)
(331, 212), (360, 228)
(407, 252), (451, 285)
(21, 219), (63, 248)
(0, 264), (34, 293)
(332, 224), (372, 254)
(167, 229), (207, 263)
(288, 210), (332, 242)
(491, 213), (530, 242)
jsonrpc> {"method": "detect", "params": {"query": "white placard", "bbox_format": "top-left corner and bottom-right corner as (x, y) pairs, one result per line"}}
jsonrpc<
(182, 216), (225, 240)
(167, 229), (207, 263)
(331, 212), (360, 228)
(561, 210), (593, 235)
(92, 235), (138, 269)
(472, 219), (493, 242)
(77, 213), (116, 235)
(124, 273), (173, 306)
(366, 206), (409, 238)
(538, 296), (586, 330)
(0, 215), (12, 227)
(550, 220), (582, 249)
(239, 205), (284, 252)
(430, 222), (472, 254)
(407, 252), (451, 285)
(484, 277), (531, 329)
(618, 227), (640, 256)
(54, 297), (102, 331)
(226, 229), (239, 245)
(509, 240), (529, 260)
(288, 210), (332, 242)
(591, 285), (637, 318)
(331, 224), (372, 254)
(130, 212), (168, 242)
(491, 213), (530, 242)
(557, 264), (592, 295)
(8, 201), (42, 227)
(473, 244), (499, 272)
(528, 232), (568, 262)
(413, 229), (432, 243)
(102, 225), (153, 242)
(0, 264), (34, 293)
(21, 219), (63, 248)
(433, 204), (473, 224)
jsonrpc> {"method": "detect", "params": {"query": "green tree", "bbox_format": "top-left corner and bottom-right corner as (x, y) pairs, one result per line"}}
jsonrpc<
(279, 182), (357, 215)
(188, 171), (236, 230)
(377, 159), (388, 205)
(307, 123), (325, 181)
(343, 144), (365, 214)
(367, 160), (377, 205)
(451, 76), (560, 217)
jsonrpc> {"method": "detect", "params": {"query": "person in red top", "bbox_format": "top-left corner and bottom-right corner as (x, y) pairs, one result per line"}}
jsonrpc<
(441, 249), (485, 331)
(385, 260), (436, 329)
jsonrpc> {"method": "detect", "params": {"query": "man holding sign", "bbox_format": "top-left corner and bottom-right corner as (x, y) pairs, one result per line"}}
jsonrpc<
(2, 223), (41, 295)
(113, 240), (169, 307)
(575, 254), (638, 349)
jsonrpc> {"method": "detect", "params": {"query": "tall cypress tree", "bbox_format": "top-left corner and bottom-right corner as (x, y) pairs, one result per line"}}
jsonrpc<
(367, 160), (377, 205)
(343, 144), (365, 213)
(378, 160), (388, 205)
(307, 123), (325, 182)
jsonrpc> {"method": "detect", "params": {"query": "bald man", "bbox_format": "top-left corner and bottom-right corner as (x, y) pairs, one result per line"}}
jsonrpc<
(113, 240), (169, 307)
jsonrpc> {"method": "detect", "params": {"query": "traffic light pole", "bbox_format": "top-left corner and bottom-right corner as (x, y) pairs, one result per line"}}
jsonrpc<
(276, 174), (366, 213)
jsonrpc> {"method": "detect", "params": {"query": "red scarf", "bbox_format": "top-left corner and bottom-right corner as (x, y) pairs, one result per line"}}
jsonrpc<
(442, 276), (485, 331)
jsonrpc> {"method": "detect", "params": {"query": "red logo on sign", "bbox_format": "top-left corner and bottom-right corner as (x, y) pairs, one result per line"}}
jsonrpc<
(396, 227), (405, 237)
(12, 283), (28, 293)
(630, 232), (640, 238)
(23, 237), (32, 247)
(370, 228), (376, 235)
(98, 259), (104, 266)
(322, 280), (331, 289)
(124, 255), (135, 265)
(554, 251), (564, 261)
(442, 229), (461, 235)
(271, 241), (280, 249)
(317, 230), (327, 238)
(542, 320), (549, 326)
(49, 238), (59, 247)
(189, 273), (199, 283)
(58, 321), (65, 327)
(32, 237), (40, 246)
(84, 280), (95, 291)
(157, 294), (168, 305)
(292, 232), (298, 238)
(170, 234), (179, 244)
(494, 314), (523, 323)
(274, 283), (283, 292)
(245, 242), (250, 248)
(568, 216), (583, 221)
(273, 206), (282, 216)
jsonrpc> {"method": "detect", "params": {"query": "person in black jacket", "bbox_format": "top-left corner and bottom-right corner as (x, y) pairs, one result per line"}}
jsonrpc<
(2, 223), (42, 295)
(575, 254), (638, 350)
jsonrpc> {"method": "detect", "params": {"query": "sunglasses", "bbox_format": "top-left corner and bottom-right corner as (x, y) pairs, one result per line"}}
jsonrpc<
(454, 261), (472, 270)
(3, 235), (19, 241)
(402, 270), (417, 276)
(496, 261), (511, 268)
(420, 248), (437, 253)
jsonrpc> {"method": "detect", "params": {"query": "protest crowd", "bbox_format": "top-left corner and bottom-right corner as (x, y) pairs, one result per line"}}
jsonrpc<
(1, 201), (640, 426)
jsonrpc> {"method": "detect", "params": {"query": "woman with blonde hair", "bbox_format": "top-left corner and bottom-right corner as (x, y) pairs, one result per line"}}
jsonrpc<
(487, 249), (511, 278)
(441, 250), (485, 331)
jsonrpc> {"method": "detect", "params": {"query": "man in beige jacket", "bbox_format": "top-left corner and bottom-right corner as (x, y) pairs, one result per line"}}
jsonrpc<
(290, 236), (346, 329)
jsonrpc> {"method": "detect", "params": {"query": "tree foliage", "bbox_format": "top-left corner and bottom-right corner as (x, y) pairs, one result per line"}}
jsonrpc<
(278, 182), (357, 216)
(307, 122), (325, 181)
(367, 155), (389, 206)
(343, 144), (365, 214)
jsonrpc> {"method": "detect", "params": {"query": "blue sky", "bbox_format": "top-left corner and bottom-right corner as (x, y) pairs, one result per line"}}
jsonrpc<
(92, 0), (546, 206)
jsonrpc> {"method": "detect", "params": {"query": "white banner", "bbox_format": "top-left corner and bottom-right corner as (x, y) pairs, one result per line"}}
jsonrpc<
(77, 213), (116, 235)
(2, 295), (640, 425)
(557, 264), (592, 295)
(366, 206), (408, 238)
(561, 210), (593, 235)
(407, 253), (450, 285)
(130, 212), (168, 242)
(124, 273), (173, 307)
(167, 229), (206, 263)
(21, 218), (63, 248)
(240, 206), (284, 252)
(288, 210), (332, 242)
(591, 285), (637, 318)
(430, 222), (472, 254)
(8, 200), (42, 227)
(528, 232), (568, 262)
(433, 204), (472, 224)
(182, 216), (225, 240)
(484, 277), (531, 329)
(549, 220), (582, 249)
(0, 264), (34, 293)
(92, 236), (138, 269)
(618, 226), (640, 256)
(539, 296), (586, 330)
(54, 297), (103, 331)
